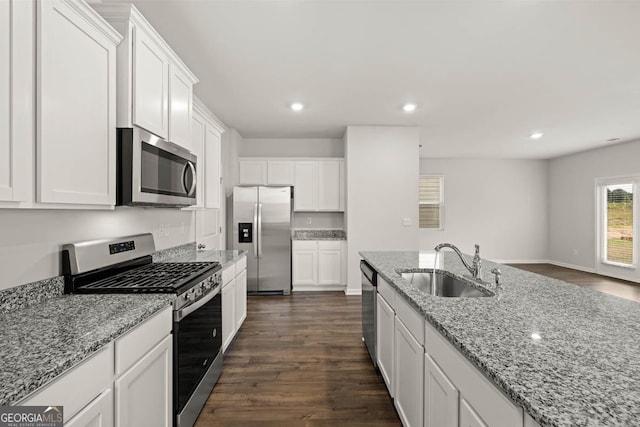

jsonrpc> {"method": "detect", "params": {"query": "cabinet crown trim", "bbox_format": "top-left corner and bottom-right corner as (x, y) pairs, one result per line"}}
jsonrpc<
(91, 3), (198, 84)
(193, 97), (226, 134)
(60, 0), (124, 45)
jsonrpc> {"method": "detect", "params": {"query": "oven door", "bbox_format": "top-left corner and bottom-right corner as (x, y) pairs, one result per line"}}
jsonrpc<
(174, 288), (222, 425)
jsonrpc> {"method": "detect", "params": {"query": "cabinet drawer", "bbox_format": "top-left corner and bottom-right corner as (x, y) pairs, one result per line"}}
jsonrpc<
(377, 276), (395, 308)
(394, 294), (424, 346)
(115, 306), (172, 376)
(235, 255), (247, 274)
(222, 264), (235, 286)
(20, 343), (113, 421)
(425, 321), (523, 427)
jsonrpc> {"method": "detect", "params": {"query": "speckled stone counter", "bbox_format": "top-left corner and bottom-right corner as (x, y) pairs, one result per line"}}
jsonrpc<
(292, 229), (346, 240)
(0, 293), (173, 406)
(165, 249), (247, 270)
(359, 251), (640, 427)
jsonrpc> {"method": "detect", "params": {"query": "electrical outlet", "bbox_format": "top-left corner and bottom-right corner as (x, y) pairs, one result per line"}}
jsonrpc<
(158, 224), (165, 238)
(307, 217), (312, 225)
(402, 218), (412, 227)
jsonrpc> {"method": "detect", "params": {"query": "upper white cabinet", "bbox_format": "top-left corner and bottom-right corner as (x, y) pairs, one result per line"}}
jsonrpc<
(37, 0), (122, 206)
(267, 161), (295, 185)
(191, 97), (224, 210)
(239, 161), (267, 185)
(293, 161), (317, 211)
(93, 4), (198, 148)
(0, 0), (32, 203)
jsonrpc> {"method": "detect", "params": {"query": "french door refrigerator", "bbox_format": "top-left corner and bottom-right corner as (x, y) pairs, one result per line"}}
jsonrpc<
(232, 186), (292, 294)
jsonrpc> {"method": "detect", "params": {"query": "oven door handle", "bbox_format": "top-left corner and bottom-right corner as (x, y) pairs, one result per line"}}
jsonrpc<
(174, 285), (220, 322)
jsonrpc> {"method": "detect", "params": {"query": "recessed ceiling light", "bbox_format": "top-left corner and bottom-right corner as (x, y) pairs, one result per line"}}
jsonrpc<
(402, 103), (417, 113)
(530, 132), (544, 140)
(290, 102), (304, 111)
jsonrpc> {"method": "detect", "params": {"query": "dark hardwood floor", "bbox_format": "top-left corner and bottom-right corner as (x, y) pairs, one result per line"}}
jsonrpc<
(508, 263), (640, 303)
(195, 292), (400, 427)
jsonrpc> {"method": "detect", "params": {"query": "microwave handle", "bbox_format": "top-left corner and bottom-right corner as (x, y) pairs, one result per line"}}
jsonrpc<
(183, 161), (196, 197)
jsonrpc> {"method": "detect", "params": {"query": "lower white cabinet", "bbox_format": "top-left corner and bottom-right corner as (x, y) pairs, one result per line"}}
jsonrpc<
(115, 335), (172, 427)
(424, 353), (458, 427)
(65, 388), (113, 427)
(292, 240), (346, 291)
(222, 256), (248, 352)
(460, 398), (488, 427)
(394, 318), (424, 427)
(376, 293), (395, 397)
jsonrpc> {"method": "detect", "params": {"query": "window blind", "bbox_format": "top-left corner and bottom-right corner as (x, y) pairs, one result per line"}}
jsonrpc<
(419, 175), (442, 229)
(602, 183), (634, 265)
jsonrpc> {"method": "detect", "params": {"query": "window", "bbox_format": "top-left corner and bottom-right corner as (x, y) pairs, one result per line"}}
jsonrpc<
(597, 178), (636, 267)
(419, 175), (443, 229)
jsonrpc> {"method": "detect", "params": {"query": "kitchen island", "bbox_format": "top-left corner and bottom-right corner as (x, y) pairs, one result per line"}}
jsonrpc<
(360, 251), (640, 427)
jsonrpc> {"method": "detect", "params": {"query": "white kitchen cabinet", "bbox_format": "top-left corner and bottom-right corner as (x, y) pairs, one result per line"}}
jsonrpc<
(317, 241), (342, 285)
(460, 398), (488, 427)
(93, 4), (198, 148)
(115, 335), (172, 427)
(524, 414), (542, 427)
(65, 389), (113, 427)
(37, 0), (121, 206)
(293, 161), (317, 211)
(376, 293), (395, 397)
(318, 160), (342, 211)
(239, 161), (267, 185)
(235, 268), (247, 330)
(0, 0), (32, 203)
(204, 124), (222, 209)
(292, 241), (318, 286)
(168, 64), (193, 149)
(191, 97), (224, 211)
(424, 353), (458, 427)
(191, 109), (207, 209)
(222, 276), (236, 352)
(267, 161), (295, 185)
(394, 317), (424, 427)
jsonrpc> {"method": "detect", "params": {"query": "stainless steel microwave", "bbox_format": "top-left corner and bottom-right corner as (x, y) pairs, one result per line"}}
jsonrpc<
(117, 127), (197, 207)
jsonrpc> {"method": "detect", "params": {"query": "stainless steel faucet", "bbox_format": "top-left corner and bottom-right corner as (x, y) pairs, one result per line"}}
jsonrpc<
(434, 243), (483, 281)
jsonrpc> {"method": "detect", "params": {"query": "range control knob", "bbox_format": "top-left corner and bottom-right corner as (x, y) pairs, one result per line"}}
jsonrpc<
(186, 291), (196, 302)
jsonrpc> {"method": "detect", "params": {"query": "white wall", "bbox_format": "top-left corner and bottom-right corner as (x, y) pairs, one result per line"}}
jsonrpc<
(549, 138), (640, 281)
(292, 212), (344, 229)
(239, 138), (343, 158)
(345, 126), (420, 294)
(0, 208), (194, 290)
(419, 159), (548, 263)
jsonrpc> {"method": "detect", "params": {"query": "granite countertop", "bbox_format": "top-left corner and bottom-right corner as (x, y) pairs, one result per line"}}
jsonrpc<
(164, 249), (247, 270)
(292, 229), (346, 240)
(0, 293), (173, 406)
(359, 251), (640, 427)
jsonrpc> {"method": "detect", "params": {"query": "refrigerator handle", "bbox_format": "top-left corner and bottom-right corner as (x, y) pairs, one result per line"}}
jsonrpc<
(253, 203), (258, 258)
(258, 202), (263, 258)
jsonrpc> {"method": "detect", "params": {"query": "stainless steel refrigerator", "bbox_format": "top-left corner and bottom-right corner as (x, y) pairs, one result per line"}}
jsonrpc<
(232, 186), (292, 294)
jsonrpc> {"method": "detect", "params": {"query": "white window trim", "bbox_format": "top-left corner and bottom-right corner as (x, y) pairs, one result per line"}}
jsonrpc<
(595, 175), (640, 270)
(419, 174), (444, 231)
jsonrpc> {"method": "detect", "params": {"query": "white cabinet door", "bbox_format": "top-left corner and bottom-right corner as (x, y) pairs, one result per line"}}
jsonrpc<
(191, 110), (206, 208)
(294, 161), (317, 211)
(115, 335), (172, 427)
(424, 353), (458, 427)
(317, 241), (342, 285)
(318, 160), (341, 211)
(460, 398), (489, 427)
(195, 209), (220, 250)
(168, 64), (192, 149)
(376, 293), (394, 397)
(132, 26), (168, 138)
(222, 279), (236, 352)
(37, 0), (119, 205)
(204, 125), (221, 209)
(394, 318), (424, 427)
(235, 268), (247, 330)
(0, 0), (31, 203)
(239, 161), (267, 185)
(267, 161), (294, 185)
(292, 241), (318, 285)
(65, 389), (113, 427)
(524, 414), (542, 427)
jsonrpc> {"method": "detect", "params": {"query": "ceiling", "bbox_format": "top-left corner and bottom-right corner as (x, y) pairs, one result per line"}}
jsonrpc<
(118, 0), (640, 159)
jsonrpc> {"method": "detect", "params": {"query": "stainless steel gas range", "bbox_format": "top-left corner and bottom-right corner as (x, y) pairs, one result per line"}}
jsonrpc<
(62, 233), (222, 427)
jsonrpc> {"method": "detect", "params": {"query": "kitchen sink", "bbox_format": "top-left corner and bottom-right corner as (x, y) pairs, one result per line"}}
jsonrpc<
(401, 271), (494, 297)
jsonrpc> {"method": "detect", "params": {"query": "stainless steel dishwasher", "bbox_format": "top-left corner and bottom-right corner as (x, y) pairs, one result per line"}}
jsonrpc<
(361, 260), (377, 367)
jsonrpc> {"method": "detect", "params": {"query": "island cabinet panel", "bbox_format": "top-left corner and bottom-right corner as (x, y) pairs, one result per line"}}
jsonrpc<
(393, 317), (424, 427)
(235, 268), (248, 330)
(424, 321), (523, 427)
(65, 388), (113, 427)
(524, 414), (542, 427)
(222, 276), (236, 352)
(424, 353), (458, 427)
(460, 398), (488, 427)
(376, 293), (395, 397)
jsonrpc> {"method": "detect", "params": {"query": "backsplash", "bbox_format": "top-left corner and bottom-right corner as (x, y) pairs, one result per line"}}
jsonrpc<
(292, 212), (344, 229)
(0, 276), (64, 314)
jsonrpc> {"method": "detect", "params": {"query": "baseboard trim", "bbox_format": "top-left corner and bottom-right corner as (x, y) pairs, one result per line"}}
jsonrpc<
(493, 259), (551, 264)
(293, 284), (346, 292)
(548, 260), (596, 274)
(345, 289), (362, 296)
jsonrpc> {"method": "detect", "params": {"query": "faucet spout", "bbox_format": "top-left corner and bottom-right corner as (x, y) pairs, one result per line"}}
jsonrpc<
(434, 243), (483, 281)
